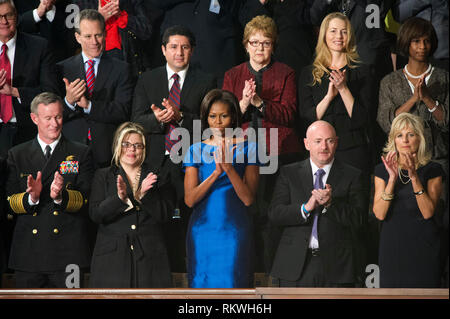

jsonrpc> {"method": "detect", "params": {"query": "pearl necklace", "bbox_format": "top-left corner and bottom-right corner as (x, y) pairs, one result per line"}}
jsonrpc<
(398, 168), (411, 185)
(404, 64), (432, 79)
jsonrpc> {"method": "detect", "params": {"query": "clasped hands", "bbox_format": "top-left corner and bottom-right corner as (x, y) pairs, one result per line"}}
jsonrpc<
(410, 75), (433, 105)
(117, 172), (158, 203)
(240, 79), (263, 113)
(213, 138), (236, 175)
(382, 150), (418, 182)
(98, 0), (120, 21)
(63, 78), (89, 109)
(27, 171), (65, 203)
(326, 69), (347, 100)
(150, 98), (182, 124)
(305, 184), (332, 213)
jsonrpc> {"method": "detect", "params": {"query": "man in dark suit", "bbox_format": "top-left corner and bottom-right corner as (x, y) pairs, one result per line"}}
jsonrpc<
(6, 92), (94, 288)
(151, 0), (267, 84)
(0, 0), (59, 159)
(131, 24), (216, 272)
(15, 0), (76, 62)
(57, 8), (133, 169)
(269, 120), (368, 287)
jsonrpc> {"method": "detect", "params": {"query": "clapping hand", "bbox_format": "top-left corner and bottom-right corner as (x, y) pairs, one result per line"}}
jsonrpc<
(26, 171), (43, 204)
(138, 172), (158, 199)
(63, 78), (86, 106)
(381, 151), (398, 182)
(37, 0), (56, 18)
(213, 138), (236, 175)
(400, 151), (418, 181)
(162, 98), (182, 122)
(241, 79), (256, 113)
(329, 69), (347, 91)
(117, 175), (128, 202)
(98, 0), (120, 21)
(312, 184), (332, 207)
(151, 104), (174, 124)
(50, 171), (64, 201)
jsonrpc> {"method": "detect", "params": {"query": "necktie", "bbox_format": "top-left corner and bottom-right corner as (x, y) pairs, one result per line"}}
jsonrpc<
(311, 168), (325, 242)
(44, 145), (52, 160)
(85, 59), (95, 141)
(86, 59), (95, 96)
(0, 44), (13, 123)
(165, 73), (181, 153)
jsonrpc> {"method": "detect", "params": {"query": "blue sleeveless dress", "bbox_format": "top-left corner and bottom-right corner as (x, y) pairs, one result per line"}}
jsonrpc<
(183, 141), (259, 288)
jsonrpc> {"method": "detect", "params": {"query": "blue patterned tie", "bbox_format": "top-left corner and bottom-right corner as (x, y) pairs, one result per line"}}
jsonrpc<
(311, 168), (325, 242)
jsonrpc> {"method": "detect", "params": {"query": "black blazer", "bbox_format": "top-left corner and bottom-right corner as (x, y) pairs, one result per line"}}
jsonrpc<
(11, 32), (59, 145)
(131, 65), (216, 167)
(6, 136), (94, 272)
(56, 53), (134, 167)
(89, 163), (175, 288)
(269, 158), (368, 284)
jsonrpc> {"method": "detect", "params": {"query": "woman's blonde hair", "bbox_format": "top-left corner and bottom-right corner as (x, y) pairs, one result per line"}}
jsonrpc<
(111, 122), (146, 167)
(311, 12), (360, 85)
(242, 15), (277, 48)
(383, 113), (431, 168)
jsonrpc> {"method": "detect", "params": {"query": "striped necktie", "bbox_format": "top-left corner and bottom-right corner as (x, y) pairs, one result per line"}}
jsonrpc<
(85, 59), (95, 141)
(0, 44), (13, 123)
(165, 73), (181, 153)
(86, 59), (95, 97)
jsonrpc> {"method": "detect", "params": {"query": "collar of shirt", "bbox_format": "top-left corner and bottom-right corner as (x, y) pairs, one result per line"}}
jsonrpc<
(81, 52), (102, 77)
(166, 63), (189, 91)
(309, 158), (334, 186)
(37, 134), (62, 155)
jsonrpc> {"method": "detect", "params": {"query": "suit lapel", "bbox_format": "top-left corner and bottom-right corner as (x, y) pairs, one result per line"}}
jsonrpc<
(326, 160), (344, 191)
(180, 67), (196, 108)
(12, 33), (26, 85)
(298, 160), (314, 196)
(93, 55), (110, 94)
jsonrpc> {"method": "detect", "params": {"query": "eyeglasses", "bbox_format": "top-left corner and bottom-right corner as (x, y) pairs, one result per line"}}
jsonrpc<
(248, 40), (272, 48)
(121, 142), (144, 150)
(0, 12), (16, 22)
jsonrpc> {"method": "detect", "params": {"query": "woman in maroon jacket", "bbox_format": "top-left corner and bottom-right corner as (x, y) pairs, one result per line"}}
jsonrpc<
(222, 15), (302, 274)
(222, 15), (302, 161)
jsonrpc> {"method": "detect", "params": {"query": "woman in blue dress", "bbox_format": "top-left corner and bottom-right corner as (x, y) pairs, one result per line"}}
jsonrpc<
(183, 89), (260, 288)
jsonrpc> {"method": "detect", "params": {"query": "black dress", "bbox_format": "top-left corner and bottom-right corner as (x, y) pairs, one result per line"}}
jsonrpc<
(375, 161), (445, 288)
(298, 64), (373, 173)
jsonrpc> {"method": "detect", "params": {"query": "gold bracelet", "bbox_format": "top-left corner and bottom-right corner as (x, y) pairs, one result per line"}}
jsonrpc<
(381, 191), (394, 201)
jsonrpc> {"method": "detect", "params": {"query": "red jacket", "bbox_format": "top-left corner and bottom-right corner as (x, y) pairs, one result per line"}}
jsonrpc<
(223, 61), (301, 156)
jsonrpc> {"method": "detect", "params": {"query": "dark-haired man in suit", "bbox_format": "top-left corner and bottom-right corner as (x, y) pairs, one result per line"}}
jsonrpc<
(269, 120), (368, 287)
(0, 0), (59, 159)
(131, 24), (216, 272)
(6, 92), (93, 288)
(57, 8), (133, 169)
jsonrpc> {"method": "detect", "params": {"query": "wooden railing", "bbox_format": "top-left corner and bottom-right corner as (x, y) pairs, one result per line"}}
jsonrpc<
(0, 288), (447, 299)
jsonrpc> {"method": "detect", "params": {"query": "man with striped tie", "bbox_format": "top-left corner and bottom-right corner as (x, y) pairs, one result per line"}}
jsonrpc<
(57, 9), (134, 169)
(131, 25), (216, 273)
